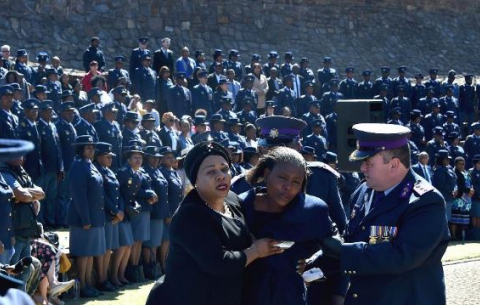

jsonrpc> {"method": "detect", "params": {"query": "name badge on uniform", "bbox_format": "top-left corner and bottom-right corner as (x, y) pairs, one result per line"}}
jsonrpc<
(369, 226), (398, 244)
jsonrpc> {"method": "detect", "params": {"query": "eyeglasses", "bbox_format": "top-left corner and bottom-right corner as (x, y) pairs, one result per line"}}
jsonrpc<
(169, 119), (175, 123)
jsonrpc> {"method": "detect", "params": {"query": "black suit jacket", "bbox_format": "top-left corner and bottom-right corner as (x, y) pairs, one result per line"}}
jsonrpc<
(267, 77), (283, 101)
(159, 127), (180, 154)
(153, 49), (175, 74)
(207, 73), (221, 90)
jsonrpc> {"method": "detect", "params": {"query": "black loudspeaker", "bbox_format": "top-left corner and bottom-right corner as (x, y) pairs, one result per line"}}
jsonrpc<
(336, 99), (384, 172)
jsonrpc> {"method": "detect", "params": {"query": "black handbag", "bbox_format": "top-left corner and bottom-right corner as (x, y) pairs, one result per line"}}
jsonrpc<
(128, 201), (142, 218)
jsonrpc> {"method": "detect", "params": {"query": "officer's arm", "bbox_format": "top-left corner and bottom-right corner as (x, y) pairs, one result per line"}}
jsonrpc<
(1, 173), (33, 202)
(341, 196), (448, 275)
(327, 178), (347, 235)
(28, 185), (45, 201)
(69, 163), (91, 225)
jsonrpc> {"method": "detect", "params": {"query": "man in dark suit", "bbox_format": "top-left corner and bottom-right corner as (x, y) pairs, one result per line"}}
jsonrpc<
(207, 62), (224, 90)
(159, 114), (180, 153)
(412, 151), (433, 183)
(266, 67), (282, 101)
(153, 37), (174, 76)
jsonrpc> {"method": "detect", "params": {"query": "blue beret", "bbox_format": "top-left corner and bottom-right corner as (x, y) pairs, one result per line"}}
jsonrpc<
(349, 123), (411, 161)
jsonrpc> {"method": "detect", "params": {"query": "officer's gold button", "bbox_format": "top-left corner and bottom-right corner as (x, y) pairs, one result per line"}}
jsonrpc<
(344, 271), (348, 274)
(7, 228), (10, 231)
(353, 294), (358, 298)
(352, 271), (356, 274)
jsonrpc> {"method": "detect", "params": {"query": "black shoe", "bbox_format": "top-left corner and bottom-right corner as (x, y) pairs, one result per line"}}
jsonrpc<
(105, 280), (118, 291)
(90, 286), (104, 295)
(96, 281), (116, 292)
(80, 287), (98, 298)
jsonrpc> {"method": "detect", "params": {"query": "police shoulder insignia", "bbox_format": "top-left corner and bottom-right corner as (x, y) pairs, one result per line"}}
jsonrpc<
(412, 180), (434, 197)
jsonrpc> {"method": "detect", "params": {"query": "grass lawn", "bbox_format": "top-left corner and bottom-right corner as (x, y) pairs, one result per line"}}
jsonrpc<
(61, 241), (480, 305)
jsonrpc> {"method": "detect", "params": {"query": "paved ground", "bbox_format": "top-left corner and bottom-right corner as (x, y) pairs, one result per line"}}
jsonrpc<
(445, 260), (480, 305)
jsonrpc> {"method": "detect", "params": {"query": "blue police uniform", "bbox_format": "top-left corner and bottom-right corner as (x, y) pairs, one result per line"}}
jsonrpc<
(432, 162), (457, 221)
(355, 80), (374, 99)
(299, 66), (316, 85)
(439, 95), (459, 117)
(236, 109), (257, 126)
(411, 83), (426, 110)
(372, 94), (389, 122)
(304, 134), (328, 160)
(94, 118), (123, 171)
(18, 117), (43, 180)
(426, 139), (446, 166)
(339, 171), (361, 215)
(228, 132), (247, 149)
(464, 134), (480, 168)
(14, 61), (33, 84)
(0, 110), (19, 139)
(297, 94), (317, 118)
(392, 77), (411, 99)
(389, 96), (411, 125)
(0, 174), (14, 263)
(321, 90), (343, 117)
(276, 86), (297, 115)
(134, 66), (157, 101)
(443, 121), (460, 138)
(129, 48), (151, 77)
(75, 118), (99, 142)
(167, 84), (192, 118)
(140, 128), (162, 148)
(317, 66), (337, 87)
(56, 119), (77, 172)
(83, 45), (106, 72)
(449, 144), (465, 165)
(421, 112), (444, 141)
(227, 60), (243, 81)
(45, 80), (62, 112)
(459, 81), (476, 132)
(217, 108), (237, 123)
(417, 96), (438, 116)
(339, 78), (357, 99)
(301, 112), (326, 137)
(325, 112), (337, 151)
(143, 164), (169, 220)
(240, 188), (333, 305)
(160, 165), (183, 230)
(192, 83), (213, 115)
(424, 78), (441, 98)
(122, 127), (142, 148)
(263, 63), (279, 78)
(108, 66), (131, 90)
(234, 88), (258, 112)
(373, 75), (393, 98)
(406, 121), (426, 151)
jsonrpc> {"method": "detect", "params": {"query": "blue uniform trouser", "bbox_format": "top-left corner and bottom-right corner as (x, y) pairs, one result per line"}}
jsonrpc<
(36, 172), (58, 226)
(55, 176), (70, 227)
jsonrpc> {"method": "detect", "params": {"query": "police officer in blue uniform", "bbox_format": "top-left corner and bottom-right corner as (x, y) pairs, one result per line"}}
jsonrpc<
(36, 100), (64, 227)
(418, 87), (438, 116)
(373, 84), (390, 122)
(227, 118), (247, 149)
(14, 49), (34, 84)
(276, 74), (297, 115)
(226, 49), (243, 81)
(299, 57), (315, 84)
(301, 100), (327, 138)
(439, 85), (459, 120)
(216, 97), (237, 123)
(234, 74), (258, 111)
(421, 101), (444, 141)
(442, 111), (460, 137)
(373, 66), (393, 99)
(75, 103), (99, 142)
(167, 72), (192, 118)
(208, 49), (227, 74)
(191, 115), (212, 144)
(447, 132), (465, 166)
(392, 66), (411, 98)
(139, 113), (162, 147)
(133, 53), (156, 101)
(355, 70), (374, 99)
(432, 149), (457, 224)
(9, 83), (24, 118)
(111, 86), (128, 125)
(209, 114), (229, 143)
(263, 51), (280, 77)
(406, 109), (426, 151)
(280, 52), (294, 77)
(0, 85), (19, 139)
(389, 85), (411, 124)
(303, 119), (328, 160)
(236, 97), (257, 126)
(94, 102), (123, 171)
(129, 37), (151, 77)
(424, 68), (441, 98)
(325, 106), (338, 151)
(426, 126), (447, 166)
(297, 81), (317, 117)
(18, 99), (43, 181)
(387, 107), (404, 126)
(317, 56), (337, 89)
(463, 122), (480, 168)
(339, 67), (357, 99)
(108, 56), (131, 90)
(83, 37), (106, 72)
(191, 70), (213, 115)
(318, 123), (450, 305)
(411, 73), (426, 110)
(459, 74), (475, 136)
(321, 79), (344, 117)
(31, 52), (50, 86)
(45, 68), (62, 112)
(122, 111), (142, 148)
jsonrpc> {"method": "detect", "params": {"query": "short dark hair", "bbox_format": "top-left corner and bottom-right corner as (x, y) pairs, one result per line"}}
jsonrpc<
(379, 144), (411, 168)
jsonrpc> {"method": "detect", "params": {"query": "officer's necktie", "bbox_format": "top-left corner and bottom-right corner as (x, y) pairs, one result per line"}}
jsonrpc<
(371, 191), (385, 210)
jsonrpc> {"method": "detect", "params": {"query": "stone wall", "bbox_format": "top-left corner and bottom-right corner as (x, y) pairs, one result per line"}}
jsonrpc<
(1, 0), (479, 78)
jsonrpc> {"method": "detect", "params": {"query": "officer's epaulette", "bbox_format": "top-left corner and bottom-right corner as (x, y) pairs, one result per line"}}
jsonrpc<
(307, 161), (341, 179)
(231, 172), (247, 184)
(412, 179), (435, 197)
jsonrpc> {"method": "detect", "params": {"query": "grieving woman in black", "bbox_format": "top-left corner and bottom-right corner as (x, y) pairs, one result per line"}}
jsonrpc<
(146, 141), (282, 305)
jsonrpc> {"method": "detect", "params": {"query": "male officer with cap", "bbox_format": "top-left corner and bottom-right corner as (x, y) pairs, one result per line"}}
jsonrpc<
(209, 49), (227, 74)
(153, 38), (175, 76)
(263, 51), (279, 77)
(0, 85), (19, 139)
(303, 119), (328, 160)
(422, 100), (444, 141)
(276, 74), (297, 115)
(439, 85), (459, 119)
(389, 85), (411, 124)
(280, 52), (294, 78)
(459, 74), (476, 136)
(411, 73), (426, 110)
(442, 111), (460, 137)
(18, 99), (43, 181)
(167, 72), (191, 118)
(392, 66), (411, 98)
(226, 49), (243, 81)
(387, 107), (403, 126)
(235, 74), (258, 111)
(355, 70), (374, 99)
(129, 37), (151, 77)
(373, 66), (393, 99)
(236, 97), (257, 126)
(299, 57), (315, 84)
(108, 56), (131, 90)
(426, 126), (447, 166)
(463, 122), (480, 168)
(36, 100), (64, 227)
(318, 123), (450, 305)
(424, 68), (441, 98)
(75, 103), (99, 142)
(441, 70), (459, 98)
(82, 37), (106, 72)
(140, 113), (162, 147)
(111, 86), (128, 124)
(417, 87), (438, 116)
(134, 53), (156, 101)
(317, 56), (337, 88)
(406, 109), (426, 151)
(32, 52), (50, 86)
(373, 84), (390, 123)
(192, 70), (213, 115)
(45, 68), (62, 112)
(94, 102), (123, 171)
(321, 79), (344, 117)
(339, 67), (357, 99)
(297, 81), (317, 117)
(301, 99), (326, 137)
